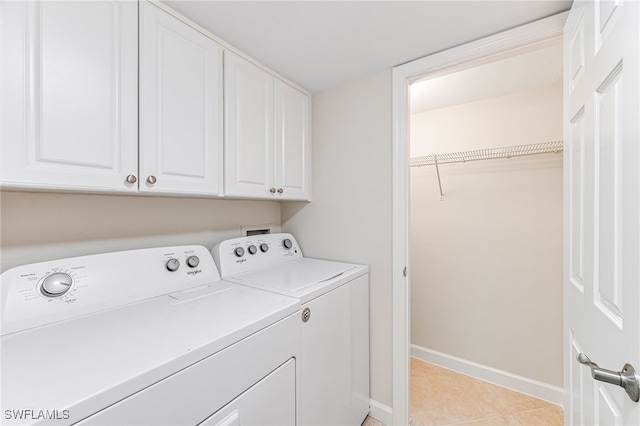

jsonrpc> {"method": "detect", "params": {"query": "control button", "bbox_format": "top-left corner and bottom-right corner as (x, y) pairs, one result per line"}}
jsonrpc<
(186, 255), (200, 268)
(234, 247), (245, 258)
(40, 273), (73, 297)
(247, 245), (258, 255)
(166, 258), (180, 272)
(260, 243), (269, 253)
(282, 238), (293, 250)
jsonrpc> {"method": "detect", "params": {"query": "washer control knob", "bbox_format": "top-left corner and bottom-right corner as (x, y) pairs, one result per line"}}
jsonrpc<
(247, 245), (258, 255)
(282, 238), (293, 250)
(166, 258), (180, 272)
(234, 247), (245, 258)
(40, 273), (73, 297)
(186, 255), (200, 268)
(260, 243), (269, 253)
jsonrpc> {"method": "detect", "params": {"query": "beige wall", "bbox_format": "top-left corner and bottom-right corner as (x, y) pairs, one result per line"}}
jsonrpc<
(409, 83), (564, 387)
(411, 83), (563, 156)
(1, 191), (281, 272)
(282, 70), (394, 407)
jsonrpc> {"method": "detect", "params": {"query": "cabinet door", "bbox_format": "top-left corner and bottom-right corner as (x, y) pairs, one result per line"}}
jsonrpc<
(1, 1), (138, 192)
(139, 2), (223, 196)
(224, 51), (274, 198)
(274, 80), (311, 200)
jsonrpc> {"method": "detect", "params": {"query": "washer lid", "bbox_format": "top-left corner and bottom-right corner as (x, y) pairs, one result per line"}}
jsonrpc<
(234, 258), (358, 292)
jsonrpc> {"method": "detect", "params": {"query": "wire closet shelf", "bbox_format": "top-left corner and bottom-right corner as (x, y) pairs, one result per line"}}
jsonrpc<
(410, 140), (564, 168)
(410, 140), (564, 200)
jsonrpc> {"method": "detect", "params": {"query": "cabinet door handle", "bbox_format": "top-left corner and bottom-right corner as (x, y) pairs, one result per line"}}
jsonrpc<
(125, 175), (137, 184)
(277, 188), (284, 194)
(147, 175), (157, 184)
(269, 187), (276, 194)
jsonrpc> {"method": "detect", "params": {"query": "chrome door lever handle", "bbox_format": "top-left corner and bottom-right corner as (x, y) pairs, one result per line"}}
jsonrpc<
(577, 353), (622, 386)
(577, 353), (640, 402)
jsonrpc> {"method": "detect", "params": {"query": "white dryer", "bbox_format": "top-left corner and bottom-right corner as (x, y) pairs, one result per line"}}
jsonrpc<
(212, 233), (370, 426)
(0, 245), (299, 425)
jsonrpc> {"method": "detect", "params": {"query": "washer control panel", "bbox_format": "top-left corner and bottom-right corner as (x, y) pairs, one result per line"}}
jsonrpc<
(212, 233), (303, 277)
(1, 245), (217, 336)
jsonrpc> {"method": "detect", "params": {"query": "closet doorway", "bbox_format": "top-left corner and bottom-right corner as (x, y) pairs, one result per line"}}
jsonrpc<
(390, 13), (567, 425)
(408, 39), (563, 424)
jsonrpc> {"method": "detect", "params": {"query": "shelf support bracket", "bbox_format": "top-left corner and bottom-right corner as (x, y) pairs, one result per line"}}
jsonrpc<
(434, 155), (444, 201)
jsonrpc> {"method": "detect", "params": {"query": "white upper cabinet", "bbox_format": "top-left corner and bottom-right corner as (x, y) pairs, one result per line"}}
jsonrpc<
(225, 52), (311, 201)
(274, 80), (311, 200)
(1, 1), (139, 192)
(224, 51), (275, 198)
(139, 2), (223, 196)
(1, 0), (310, 200)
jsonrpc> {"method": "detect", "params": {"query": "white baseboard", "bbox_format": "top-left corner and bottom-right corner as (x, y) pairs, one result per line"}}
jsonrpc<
(411, 344), (563, 406)
(368, 399), (393, 425)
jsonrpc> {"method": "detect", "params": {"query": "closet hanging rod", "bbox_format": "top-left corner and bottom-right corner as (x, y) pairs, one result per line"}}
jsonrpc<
(410, 140), (563, 168)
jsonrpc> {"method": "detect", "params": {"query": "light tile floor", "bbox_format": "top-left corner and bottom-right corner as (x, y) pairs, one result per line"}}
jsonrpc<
(362, 415), (385, 426)
(362, 358), (563, 426)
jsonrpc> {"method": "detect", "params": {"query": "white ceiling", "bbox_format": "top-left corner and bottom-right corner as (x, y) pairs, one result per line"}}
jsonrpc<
(410, 41), (563, 114)
(164, 1), (572, 93)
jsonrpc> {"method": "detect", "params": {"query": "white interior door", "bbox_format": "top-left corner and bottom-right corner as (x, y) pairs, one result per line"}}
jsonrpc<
(564, 0), (640, 424)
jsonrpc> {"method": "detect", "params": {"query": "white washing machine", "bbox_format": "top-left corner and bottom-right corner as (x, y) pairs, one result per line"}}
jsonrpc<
(212, 233), (370, 426)
(0, 245), (300, 425)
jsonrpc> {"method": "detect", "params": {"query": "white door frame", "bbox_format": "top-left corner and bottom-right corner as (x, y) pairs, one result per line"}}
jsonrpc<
(391, 12), (568, 425)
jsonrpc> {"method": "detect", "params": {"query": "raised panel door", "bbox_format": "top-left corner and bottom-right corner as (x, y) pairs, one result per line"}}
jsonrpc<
(274, 80), (311, 201)
(1, 1), (138, 192)
(224, 51), (274, 198)
(564, 0), (640, 423)
(139, 2), (223, 196)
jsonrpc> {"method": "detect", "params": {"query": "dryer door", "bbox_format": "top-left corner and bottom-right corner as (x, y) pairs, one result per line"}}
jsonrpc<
(200, 359), (295, 426)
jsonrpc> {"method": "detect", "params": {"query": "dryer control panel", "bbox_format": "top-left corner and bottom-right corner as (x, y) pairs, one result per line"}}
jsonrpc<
(0, 245), (218, 336)
(213, 233), (303, 277)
